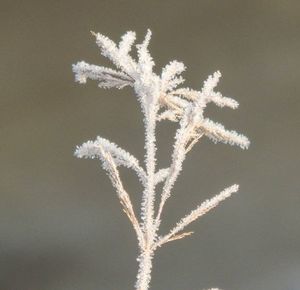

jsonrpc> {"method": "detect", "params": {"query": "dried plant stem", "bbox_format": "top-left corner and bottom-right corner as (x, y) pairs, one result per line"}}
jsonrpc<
(73, 29), (250, 290)
(136, 249), (154, 290)
(142, 113), (157, 244)
(138, 102), (158, 290)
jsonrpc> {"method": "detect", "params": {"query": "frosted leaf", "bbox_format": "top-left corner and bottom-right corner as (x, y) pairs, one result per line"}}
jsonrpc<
(154, 168), (169, 185)
(161, 60), (186, 92)
(201, 71), (239, 109)
(94, 32), (119, 65)
(208, 91), (239, 109)
(198, 118), (250, 149)
(165, 76), (185, 92)
(72, 61), (133, 89)
(157, 110), (178, 122)
(202, 71), (222, 95)
(119, 31), (136, 55)
(93, 31), (138, 77)
(75, 136), (146, 183)
(170, 87), (199, 100)
(156, 185), (239, 248)
(136, 29), (154, 76)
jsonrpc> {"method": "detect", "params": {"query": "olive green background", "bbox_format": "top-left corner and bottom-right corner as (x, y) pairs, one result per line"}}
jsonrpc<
(1, 1), (299, 289)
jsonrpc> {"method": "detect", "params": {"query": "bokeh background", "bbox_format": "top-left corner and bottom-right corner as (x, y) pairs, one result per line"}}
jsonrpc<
(1, 1), (300, 289)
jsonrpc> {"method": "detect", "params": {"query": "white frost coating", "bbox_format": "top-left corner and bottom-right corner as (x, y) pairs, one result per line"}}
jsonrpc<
(75, 136), (147, 184)
(208, 91), (239, 109)
(73, 29), (250, 290)
(119, 31), (137, 55)
(154, 168), (170, 185)
(201, 72), (239, 109)
(136, 29), (154, 77)
(72, 61), (133, 89)
(93, 31), (138, 77)
(198, 118), (250, 149)
(202, 70), (222, 95)
(161, 60), (186, 93)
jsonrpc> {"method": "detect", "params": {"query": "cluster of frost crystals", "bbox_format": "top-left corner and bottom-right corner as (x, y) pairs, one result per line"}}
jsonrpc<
(73, 29), (250, 290)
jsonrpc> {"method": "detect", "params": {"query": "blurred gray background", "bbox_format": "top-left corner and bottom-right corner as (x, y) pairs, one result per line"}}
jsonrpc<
(1, 1), (299, 289)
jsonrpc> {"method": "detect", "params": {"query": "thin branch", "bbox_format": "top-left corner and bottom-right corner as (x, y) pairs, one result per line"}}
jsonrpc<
(161, 60), (186, 93)
(152, 231), (193, 249)
(155, 109), (195, 226)
(72, 61), (133, 89)
(119, 31), (137, 55)
(185, 132), (204, 154)
(93, 31), (138, 78)
(75, 136), (147, 185)
(197, 118), (250, 149)
(78, 143), (144, 248)
(155, 185), (239, 248)
(154, 168), (170, 185)
(101, 147), (144, 247)
(136, 29), (154, 76)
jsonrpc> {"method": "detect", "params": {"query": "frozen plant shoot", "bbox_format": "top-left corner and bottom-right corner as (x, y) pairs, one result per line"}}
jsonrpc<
(73, 29), (250, 290)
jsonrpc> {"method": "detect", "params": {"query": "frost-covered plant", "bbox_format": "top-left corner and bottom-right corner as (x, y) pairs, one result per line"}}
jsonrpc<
(73, 29), (250, 290)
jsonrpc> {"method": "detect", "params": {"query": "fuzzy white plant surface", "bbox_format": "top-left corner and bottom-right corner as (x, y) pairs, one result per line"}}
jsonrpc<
(73, 29), (250, 290)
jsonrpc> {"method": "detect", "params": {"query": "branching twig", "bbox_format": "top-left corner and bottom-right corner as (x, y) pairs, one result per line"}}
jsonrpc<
(73, 29), (249, 290)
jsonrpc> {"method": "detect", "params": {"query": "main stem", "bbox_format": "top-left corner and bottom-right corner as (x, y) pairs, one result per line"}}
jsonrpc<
(143, 110), (156, 242)
(135, 249), (154, 290)
(137, 100), (158, 290)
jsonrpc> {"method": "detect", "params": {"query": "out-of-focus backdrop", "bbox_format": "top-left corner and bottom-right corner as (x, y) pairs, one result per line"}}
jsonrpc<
(1, 1), (299, 290)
